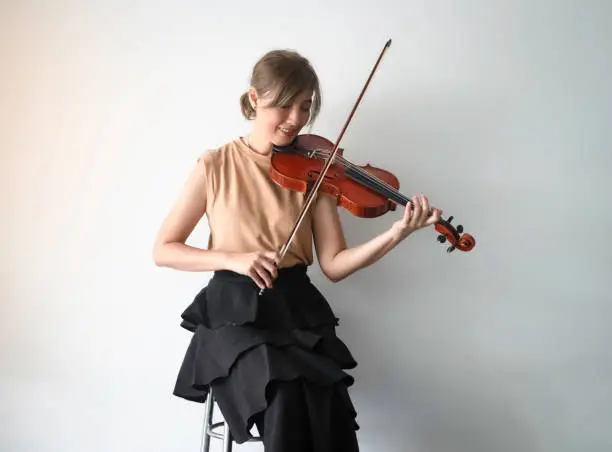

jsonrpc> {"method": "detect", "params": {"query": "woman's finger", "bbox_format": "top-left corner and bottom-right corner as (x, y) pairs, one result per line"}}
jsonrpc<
(259, 256), (278, 280)
(420, 195), (430, 224)
(248, 268), (266, 290)
(403, 201), (413, 225)
(254, 262), (274, 288)
(426, 208), (442, 225)
(410, 196), (421, 227)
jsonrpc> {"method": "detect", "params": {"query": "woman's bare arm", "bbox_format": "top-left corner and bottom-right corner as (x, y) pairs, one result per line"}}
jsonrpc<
(152, 155), (232, 272)
(312, 193), (441, 282)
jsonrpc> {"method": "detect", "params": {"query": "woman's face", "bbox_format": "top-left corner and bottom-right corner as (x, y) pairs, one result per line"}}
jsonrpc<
(251, 88), (313, 146)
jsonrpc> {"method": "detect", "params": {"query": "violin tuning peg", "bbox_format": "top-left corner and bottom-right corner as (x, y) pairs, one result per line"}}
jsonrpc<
(447, 216), (453, 223)
(437, 234), (447, 243)
(456, 224), (463, 233)
(447, 245), (455, 253)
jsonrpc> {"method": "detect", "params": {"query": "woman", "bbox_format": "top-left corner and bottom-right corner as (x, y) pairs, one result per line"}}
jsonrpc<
(152, 48), (440, 451)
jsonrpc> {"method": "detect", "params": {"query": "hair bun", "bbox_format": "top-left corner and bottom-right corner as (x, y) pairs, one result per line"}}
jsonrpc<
(240, 91), (255, 120)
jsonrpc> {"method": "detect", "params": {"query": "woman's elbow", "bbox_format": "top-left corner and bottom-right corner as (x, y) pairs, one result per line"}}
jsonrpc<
(320, 263), (346, 283)
(152, 242), (169, 267)
(326, 273), (344, 283)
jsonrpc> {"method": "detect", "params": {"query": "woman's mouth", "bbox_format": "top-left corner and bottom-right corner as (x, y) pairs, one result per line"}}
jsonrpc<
(279, 127), (296, 137)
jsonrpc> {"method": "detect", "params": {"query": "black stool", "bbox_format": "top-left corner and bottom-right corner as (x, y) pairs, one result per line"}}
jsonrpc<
(200, 388), (262, 452)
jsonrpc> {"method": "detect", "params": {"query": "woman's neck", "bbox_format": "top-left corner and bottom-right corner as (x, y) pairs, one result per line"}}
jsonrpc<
(245, 129), (273, 156)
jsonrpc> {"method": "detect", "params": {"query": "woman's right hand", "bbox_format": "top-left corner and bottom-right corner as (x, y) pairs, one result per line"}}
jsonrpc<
(227, 251), (280, 289)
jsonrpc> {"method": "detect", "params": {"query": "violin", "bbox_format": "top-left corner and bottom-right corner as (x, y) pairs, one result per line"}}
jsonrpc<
(261, 39), (474, 290)
(270, 133), (476, 254)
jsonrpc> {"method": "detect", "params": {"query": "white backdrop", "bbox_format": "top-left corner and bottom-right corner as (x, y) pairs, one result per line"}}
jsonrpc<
(2, 1), (611, 451)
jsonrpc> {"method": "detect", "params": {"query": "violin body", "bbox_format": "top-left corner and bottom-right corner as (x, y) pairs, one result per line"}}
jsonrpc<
(271, 134), (400, 218)
(271, 134), (476, 253)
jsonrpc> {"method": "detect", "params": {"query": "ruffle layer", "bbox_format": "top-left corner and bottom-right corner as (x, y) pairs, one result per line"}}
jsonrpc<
(172, 265), (359, 444)
(179, 265), (341, 332)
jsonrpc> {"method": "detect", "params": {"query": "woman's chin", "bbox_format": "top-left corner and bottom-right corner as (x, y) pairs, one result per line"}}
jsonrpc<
(272, 133), (297, 146)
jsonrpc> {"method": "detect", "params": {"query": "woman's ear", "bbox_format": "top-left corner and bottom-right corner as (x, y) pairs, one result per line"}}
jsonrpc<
(248, 87), (258, 109)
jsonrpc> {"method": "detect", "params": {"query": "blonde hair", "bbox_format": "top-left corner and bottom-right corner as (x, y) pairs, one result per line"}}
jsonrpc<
(240, 49), (321, 125)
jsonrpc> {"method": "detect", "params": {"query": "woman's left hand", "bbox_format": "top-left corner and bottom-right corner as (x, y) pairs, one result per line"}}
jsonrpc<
(390, 194), (442, 242)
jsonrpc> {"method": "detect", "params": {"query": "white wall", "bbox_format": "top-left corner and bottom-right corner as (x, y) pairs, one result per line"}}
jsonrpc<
(2, 1), (611, 451)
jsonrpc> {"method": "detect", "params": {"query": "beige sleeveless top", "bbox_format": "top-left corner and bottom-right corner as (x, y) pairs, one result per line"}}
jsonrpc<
(198, 137), (315, 268)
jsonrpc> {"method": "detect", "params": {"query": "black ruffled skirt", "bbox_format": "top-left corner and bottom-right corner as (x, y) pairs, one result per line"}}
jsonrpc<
(173, 264), (359, 451)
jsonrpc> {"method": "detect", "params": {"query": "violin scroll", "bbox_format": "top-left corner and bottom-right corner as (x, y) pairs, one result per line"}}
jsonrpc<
(434, 215), (476, 253)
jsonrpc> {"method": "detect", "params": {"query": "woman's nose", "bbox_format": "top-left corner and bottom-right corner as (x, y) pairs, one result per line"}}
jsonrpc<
(288, 106), (303, 123)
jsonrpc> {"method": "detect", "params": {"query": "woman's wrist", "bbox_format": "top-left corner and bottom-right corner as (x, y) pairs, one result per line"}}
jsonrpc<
(153, 243), (235, 272)
(387, 221), (414, 245)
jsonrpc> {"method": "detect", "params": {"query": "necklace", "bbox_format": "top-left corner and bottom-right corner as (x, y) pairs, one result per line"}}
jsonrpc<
(244, 135), (271, 156)
(245, 135), (254, 151)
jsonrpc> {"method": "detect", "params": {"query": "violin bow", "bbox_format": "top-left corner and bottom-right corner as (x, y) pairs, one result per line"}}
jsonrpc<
(273, 39), (393, 274)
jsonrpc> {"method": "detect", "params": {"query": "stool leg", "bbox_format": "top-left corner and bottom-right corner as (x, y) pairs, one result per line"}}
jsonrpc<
(200, 393), (214, 452)
(223, 420), (233, 452)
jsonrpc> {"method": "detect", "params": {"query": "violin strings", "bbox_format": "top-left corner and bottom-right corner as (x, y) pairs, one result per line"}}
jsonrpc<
(310, 149), (412, 206)
(311, 150), (408, 203)
(346, 165), (406, 204)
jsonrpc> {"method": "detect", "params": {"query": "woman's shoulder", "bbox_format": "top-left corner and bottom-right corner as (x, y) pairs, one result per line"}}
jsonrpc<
(196, 137), (242, 167)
